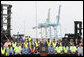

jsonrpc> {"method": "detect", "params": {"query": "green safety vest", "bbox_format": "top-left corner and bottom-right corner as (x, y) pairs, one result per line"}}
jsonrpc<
(29, 42), (31, 48)
(70, 46), (77, 52)
(56, 46), (63, 53)
(19, 46), (22, 51)
(6, 52), (8, 56)
(29, 38), (31, 42)
(52, 42), (57, 47)
(14, 46), (22, 53)
(12, 42), (16, 48)
(63, 46), (69, 53)
(23, 36), (25, 40)
(47, 41), (51, 47)
(60, 43), (62, 47)
(10, 48), (12, 53)
(24, 43), (28, 48)
(35, 41), (40, 47)
(1, 47), (5, 55)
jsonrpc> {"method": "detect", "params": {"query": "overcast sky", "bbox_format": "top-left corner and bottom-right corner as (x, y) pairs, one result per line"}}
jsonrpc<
(1, 1), (83, 38)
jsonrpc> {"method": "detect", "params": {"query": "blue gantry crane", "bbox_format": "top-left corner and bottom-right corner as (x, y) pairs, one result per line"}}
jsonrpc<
(33, 5), (62, 39)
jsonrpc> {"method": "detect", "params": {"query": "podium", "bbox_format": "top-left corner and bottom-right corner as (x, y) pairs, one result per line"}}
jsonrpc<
(40, 42), (48, 56)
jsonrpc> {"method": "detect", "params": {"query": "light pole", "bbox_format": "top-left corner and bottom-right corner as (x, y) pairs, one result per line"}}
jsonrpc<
(35, 1), (37, 39)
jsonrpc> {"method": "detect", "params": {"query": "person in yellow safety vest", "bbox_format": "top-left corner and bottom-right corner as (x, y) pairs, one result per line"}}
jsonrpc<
(60, 43), (62, 47)
(59, 40), (62, 47)
(29, 39), (35, 48)
(29, 42), (31, 49)
(26, 36), (28, 41)
(52, 39), (57, 47)
(6, 45), (14, 56)
(25, 36), (27, 41)
(63, 44), (69, 54)
(70, 43), (77, 54)
(14, 44), (22, 55)
(1, 46), (6, 55)
(55, 44), (63, 54)
(57, 40), (62, 47)
(48, 43), (55, 54)
(28, 36), (31, 42)
(12, 41), (17, 48)
(23, 36), (25, 41)
(24, 40), (28, 48)
(47, 38), (51, 47)
(35, 38), (40, 47)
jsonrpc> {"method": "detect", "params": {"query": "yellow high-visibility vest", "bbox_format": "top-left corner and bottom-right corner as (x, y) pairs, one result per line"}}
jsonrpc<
(63, 46), (69, 53)
(24, 43), (28, 48)
(56, 46), (63, 53)
(28, 37), (31, 42)
(52, 42), (57, 47)
(60, 43), (62, 47)
(47, 41), (51, 47)
(6, 52), (8, 56)
(35, 41), (40, 47)
(12, 42), (16, 48)
(23, 36), (25, 40)
(1, 47), (5, 55)
(14, 46), (22, 53)
(29, 42), (31, 48)
(70, 46), (77, 52)
(19, 46), (22, 51)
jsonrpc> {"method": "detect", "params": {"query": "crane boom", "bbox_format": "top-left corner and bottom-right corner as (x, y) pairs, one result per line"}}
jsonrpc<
(46, 8), (51, 23)
(56, 5), (61, 25)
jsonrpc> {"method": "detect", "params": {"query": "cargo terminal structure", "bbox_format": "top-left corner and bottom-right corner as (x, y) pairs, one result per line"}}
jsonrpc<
(1, 3), (83, 42)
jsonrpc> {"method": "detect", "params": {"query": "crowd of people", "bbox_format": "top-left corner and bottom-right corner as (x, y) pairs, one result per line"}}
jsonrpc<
(1, 36), (83, 56)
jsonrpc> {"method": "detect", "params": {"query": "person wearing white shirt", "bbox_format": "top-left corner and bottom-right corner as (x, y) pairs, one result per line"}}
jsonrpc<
(77, 44), (83, 56)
